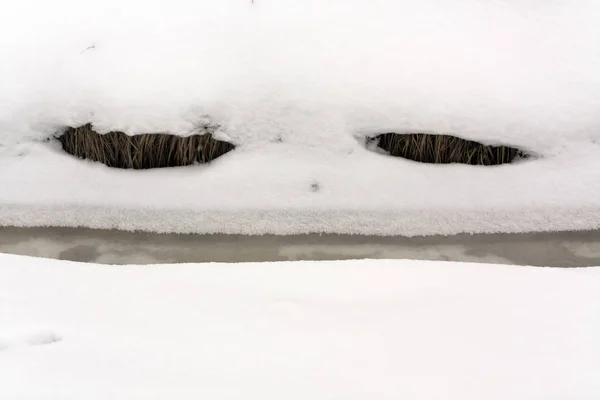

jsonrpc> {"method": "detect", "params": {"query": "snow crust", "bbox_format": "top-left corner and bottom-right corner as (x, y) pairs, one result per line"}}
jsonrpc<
(1, 253), (600, 399)
(1, 0), (599, 235)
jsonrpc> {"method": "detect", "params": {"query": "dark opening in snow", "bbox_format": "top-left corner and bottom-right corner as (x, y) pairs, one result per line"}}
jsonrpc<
(57, 124), (235, 169)
(368, 132), (527, 165)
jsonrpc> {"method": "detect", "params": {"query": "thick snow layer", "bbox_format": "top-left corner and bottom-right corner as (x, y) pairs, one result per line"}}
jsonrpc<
(1, 0), (600, 235)
(1, 254), (600, 399)
(2, 142), (600, 235)
(1, 0), (599, 143)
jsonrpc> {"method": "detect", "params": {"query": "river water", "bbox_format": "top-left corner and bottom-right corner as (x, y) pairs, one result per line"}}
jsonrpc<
(2, 227), (600, 267)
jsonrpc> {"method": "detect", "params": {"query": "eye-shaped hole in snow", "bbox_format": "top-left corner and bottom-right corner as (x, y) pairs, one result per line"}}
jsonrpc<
(56, 123), (235, 169)
(365, 133), (529, 166)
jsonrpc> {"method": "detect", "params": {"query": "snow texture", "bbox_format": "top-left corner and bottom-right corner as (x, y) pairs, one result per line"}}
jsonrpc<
(1, 253), (600, 399)
(1, 0), (600, 235)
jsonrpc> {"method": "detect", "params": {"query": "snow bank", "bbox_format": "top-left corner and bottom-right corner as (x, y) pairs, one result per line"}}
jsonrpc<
(1, 0), (599, 235)
(1, 254), (600, 399)
(1, 0), (599, 145)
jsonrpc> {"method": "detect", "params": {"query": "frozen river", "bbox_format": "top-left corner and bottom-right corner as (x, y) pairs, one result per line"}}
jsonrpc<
(1, 227), (600, 267)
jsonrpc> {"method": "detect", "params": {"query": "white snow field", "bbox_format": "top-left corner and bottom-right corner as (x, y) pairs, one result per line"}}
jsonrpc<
(1, 0), (600, 235)
(1, 253), (599, 399)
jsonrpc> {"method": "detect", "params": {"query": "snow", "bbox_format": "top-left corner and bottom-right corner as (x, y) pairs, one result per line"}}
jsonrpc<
(0, 253), (599, 399)
(1, 0), (600, 235)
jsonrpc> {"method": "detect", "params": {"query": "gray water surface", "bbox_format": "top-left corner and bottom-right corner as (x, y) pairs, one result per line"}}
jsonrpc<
(1, 227), (600, 267)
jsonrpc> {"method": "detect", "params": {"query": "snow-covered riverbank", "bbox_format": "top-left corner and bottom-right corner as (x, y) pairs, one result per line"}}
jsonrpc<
(2, 253), (600, 399)
(1, 0), (599, 235)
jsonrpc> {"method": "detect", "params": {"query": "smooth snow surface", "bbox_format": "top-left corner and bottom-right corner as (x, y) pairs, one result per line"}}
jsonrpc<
(1, 0), (600, 235)
(1, 254), (600, 399)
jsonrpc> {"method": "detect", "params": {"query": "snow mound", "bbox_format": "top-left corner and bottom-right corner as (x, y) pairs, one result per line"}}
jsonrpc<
(1, 0), (598, 147)
(1, 0), (599, 235)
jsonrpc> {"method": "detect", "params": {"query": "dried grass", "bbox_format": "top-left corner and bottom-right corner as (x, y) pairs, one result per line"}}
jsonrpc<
(372, 133), (526, 165)
(58, 125), (524, 169)
(57, 124), (235, 169)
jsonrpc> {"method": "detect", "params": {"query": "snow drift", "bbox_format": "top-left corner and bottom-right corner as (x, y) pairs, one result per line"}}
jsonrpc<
(1, 254), (600, 399)
(1, 0), (599, 235)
